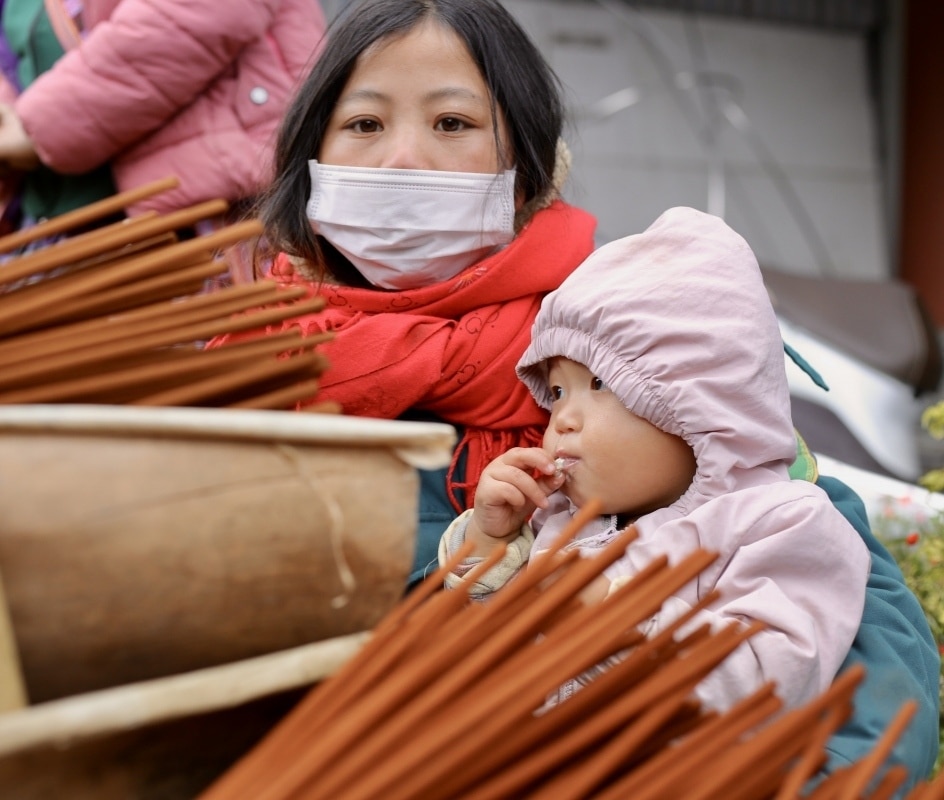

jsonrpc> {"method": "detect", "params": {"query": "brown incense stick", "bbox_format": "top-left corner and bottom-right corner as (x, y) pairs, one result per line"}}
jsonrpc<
(0, 184), (335, 412)
(0, 176), (181, 254)
(0, 199), (229, 284)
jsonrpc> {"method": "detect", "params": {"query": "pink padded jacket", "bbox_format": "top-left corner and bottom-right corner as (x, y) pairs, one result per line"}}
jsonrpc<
(13, 0), (327, 214)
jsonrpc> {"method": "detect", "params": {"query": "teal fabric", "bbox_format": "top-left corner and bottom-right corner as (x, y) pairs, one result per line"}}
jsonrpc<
(818, 475), (941, 790)
(3, 0), (62, 87)
(2, 0), (115, 220)
(409, 465), (457, 587)
(408, 448), (467, 589)
(784, 340), (829, 390)
(784, 344), (938, 783)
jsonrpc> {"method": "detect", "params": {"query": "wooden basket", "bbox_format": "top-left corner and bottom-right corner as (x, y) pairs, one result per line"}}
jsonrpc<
(0, 633), (371, 799)
(0, 404), (455, 797)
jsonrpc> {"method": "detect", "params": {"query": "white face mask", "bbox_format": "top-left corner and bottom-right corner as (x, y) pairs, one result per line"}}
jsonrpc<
(306, 160), (517, 290)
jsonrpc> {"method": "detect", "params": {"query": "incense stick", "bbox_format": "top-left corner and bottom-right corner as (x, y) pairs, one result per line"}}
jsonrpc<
(0, 183), (335, 412)
(0, 176), (181, 254)
(198, 512), (940, 800)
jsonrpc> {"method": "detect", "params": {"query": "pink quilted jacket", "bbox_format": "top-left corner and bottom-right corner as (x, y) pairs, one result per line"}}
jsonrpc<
(12, 0), (327, 214)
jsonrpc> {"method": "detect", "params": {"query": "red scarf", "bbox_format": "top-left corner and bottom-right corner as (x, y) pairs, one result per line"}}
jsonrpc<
(220, 201), (596, 510)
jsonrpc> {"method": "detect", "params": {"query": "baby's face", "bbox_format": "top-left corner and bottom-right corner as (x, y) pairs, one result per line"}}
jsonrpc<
(543, 358), (695, 518)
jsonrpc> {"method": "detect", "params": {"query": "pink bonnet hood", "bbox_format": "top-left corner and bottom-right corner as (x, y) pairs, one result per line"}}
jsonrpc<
(516, 206), (797, 505)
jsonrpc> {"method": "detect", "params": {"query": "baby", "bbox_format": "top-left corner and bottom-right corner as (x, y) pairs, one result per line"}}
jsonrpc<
(440, 206), (871, 713)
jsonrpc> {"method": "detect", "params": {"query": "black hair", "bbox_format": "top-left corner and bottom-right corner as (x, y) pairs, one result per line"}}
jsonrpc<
(256, 0), (564, 278)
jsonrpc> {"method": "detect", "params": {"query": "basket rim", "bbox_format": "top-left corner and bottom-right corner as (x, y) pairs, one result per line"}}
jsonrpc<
(0, 405), (457, 469)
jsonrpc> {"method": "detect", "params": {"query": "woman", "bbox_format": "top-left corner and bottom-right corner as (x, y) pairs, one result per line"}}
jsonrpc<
(216, 0), (598, 585)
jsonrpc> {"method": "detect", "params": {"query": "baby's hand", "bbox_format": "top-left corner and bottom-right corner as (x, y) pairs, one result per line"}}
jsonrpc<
(470, 447), (564, 542)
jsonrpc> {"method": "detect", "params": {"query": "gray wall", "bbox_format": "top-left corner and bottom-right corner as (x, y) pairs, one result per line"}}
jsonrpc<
(507, 0), (888, 280)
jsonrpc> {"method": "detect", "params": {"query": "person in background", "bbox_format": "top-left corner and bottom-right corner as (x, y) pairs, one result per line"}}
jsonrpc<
(210, 0), (941, 786)
(441, 205), (870, 722)
(0, 0), (327, 244)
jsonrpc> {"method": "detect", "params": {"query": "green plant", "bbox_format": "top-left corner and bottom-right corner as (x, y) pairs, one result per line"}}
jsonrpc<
(874, 509), (944, 773)
(920, 402), (944, 494)
(871, 398), (944, 773)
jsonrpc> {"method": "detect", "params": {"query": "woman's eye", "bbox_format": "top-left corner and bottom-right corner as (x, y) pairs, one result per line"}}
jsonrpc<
(350, 119), (381, 134)
(550, 385), (564, 400)
(591, 377), (608, 391)
(436, 117), (467, 133)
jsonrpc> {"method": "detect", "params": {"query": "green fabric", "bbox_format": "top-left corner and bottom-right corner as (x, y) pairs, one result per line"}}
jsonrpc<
(3, 0), (60, 86)
(1, 0), (115, 220)
(788, 429), (819, 482)
(784, 341), (824, 482)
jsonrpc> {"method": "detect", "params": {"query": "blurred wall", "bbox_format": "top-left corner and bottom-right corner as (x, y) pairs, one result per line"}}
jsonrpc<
(504, 0), (889, 281)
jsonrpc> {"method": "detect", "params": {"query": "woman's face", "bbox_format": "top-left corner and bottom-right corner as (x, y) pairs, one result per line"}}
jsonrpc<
(319, 19), (512, 174)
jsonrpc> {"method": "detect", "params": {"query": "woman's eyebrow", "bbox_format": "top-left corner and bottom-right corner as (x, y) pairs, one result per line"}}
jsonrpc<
(334, 88), (387, 106)
(334, 87), (485, 107)
(423, 86), (487, 105)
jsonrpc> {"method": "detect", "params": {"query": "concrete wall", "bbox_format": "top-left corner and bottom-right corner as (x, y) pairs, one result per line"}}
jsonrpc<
(504, 0), (887, 280)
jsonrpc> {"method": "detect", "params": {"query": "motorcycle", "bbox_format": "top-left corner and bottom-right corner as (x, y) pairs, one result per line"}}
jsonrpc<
(761, 265), (943, 484)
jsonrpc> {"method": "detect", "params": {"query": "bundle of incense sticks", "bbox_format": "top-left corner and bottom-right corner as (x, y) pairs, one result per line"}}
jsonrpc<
(0, 177), (337, 412)
(199, 499), (943, 800)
